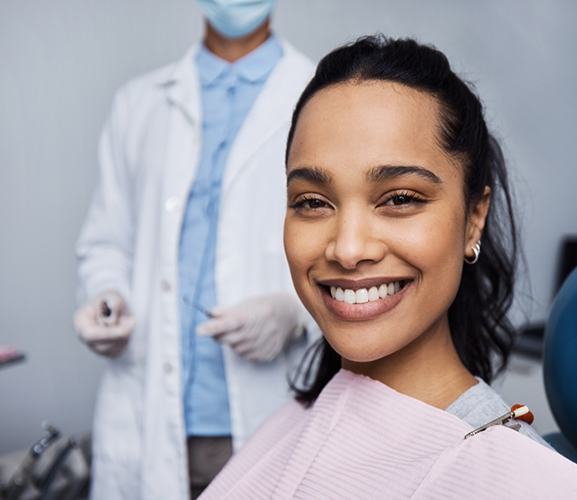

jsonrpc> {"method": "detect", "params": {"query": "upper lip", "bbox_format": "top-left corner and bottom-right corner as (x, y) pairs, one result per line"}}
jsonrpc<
(316, 276), (414, 290)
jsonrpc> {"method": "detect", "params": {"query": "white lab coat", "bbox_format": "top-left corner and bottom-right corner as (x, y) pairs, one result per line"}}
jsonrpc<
(76, 40), (315, 500)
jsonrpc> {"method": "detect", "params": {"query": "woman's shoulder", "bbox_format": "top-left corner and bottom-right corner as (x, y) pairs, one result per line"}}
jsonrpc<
(204, 372), (577, 500)
(446, 377), (550, 448)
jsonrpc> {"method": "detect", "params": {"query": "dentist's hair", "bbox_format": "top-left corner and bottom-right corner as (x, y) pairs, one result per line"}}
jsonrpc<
(287, 36), (518, 405)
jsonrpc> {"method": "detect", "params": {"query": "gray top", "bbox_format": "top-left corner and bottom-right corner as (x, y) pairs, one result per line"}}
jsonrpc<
(446, 378), (551, 448)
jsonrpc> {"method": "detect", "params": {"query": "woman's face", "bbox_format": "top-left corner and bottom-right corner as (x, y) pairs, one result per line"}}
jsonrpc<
(284, 81), (488, 364)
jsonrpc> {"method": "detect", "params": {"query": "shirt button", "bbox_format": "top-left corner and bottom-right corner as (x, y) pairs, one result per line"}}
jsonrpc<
(165, 196), (180, 212)
(161, 279), (172, 292)
(164, 361), (173, 374)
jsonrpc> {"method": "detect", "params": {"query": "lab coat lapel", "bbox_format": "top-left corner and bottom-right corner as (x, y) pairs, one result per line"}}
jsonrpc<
(163, 45), (201, 126)
(162, 45), (202, 192)
(159, 46), (203, 250)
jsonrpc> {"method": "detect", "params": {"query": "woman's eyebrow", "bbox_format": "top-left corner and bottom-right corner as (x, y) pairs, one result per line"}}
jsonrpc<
(286, 166), (332, 186)
(367, 165), (443, 184)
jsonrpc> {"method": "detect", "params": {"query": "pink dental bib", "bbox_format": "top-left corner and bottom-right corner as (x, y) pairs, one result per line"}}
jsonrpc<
(201, 370), (577, 499)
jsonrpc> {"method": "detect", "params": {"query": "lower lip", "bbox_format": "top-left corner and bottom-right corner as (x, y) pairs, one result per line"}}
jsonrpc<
(320, 283), (412, 321)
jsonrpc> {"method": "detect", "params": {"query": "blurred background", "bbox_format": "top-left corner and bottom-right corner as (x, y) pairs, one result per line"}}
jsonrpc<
(1, 0), (576, 455)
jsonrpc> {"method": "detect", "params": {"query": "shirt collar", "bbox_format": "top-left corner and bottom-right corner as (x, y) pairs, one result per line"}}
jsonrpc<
(196, 34), (283, 87)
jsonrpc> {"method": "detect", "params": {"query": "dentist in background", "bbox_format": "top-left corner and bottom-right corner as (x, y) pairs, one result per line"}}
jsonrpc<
(73, 1), (315, 498)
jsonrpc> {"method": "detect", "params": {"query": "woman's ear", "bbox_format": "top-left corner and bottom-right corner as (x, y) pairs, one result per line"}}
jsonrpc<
(465, 186), (491, 259)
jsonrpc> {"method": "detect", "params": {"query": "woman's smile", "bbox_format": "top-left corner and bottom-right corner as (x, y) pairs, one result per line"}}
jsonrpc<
(315, 276), (414, 321)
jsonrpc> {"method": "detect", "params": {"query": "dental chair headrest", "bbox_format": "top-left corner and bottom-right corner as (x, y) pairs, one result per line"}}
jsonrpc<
(543, 267), (577, 450)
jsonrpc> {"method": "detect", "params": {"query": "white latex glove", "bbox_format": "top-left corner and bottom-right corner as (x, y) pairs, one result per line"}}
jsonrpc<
(197, 292), (305, 363)
(73, 290), (135, 357)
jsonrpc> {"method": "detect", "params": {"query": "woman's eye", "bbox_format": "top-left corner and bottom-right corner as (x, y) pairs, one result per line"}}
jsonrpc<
(388, 194), (413, 205)
(290, 196), (331, 213)
(381, 192), (426, 208)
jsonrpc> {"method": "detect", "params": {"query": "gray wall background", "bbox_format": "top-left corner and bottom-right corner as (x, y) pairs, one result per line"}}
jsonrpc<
(1, 0), (576, 453)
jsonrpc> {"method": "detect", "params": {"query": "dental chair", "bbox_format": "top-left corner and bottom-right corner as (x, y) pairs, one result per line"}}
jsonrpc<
(543, 267), (577, 462)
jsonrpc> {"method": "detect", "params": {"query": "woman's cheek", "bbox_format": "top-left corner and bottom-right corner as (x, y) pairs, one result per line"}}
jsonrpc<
(287, 214), (328, 254)
(386, 208), (464, 270)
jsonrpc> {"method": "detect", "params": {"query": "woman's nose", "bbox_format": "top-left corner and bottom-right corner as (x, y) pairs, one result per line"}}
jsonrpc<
(324, 212), (387, 270)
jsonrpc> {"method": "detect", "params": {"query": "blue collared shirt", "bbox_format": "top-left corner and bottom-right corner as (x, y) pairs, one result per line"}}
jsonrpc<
(178, 36), (283, 436)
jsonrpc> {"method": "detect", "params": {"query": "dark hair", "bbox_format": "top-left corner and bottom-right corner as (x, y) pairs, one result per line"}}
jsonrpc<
(287, 36), (518, 406)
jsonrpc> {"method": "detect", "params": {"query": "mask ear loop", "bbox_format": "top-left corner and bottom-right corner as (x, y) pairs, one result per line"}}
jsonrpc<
(464, 240), (481, 265)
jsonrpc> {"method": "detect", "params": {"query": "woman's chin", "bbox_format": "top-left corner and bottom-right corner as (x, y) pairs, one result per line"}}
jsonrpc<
(326, 336), (396, 364)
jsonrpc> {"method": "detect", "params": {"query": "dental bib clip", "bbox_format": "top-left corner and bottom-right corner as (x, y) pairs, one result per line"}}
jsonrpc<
(464, 404), (535, 439)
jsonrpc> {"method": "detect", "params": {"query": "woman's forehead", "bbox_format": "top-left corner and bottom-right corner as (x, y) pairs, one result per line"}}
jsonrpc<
(288, 81), (455, 179)
(297, 81), (441, 132)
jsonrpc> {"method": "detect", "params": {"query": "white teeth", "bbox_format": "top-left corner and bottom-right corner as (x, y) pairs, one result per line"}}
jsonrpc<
(355, 288), (369, 304)
(330, 281), (406, 304)
(344, 289), (356, 304)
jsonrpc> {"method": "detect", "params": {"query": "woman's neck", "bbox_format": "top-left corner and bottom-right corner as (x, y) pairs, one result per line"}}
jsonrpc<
(342, 319), (477, 410)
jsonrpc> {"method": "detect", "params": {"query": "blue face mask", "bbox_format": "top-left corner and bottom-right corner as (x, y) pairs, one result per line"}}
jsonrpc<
(197, 0), (276, 39)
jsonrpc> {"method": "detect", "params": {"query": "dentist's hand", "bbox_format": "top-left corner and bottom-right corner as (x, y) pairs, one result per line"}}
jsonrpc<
(73, 290), (135, 357)
(197, 293), (305, 363)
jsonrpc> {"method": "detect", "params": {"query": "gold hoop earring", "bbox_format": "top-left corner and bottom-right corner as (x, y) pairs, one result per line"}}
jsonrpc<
(464, 241), (481, 265)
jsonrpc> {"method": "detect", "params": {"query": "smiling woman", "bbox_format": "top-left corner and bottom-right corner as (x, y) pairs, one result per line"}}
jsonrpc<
(200, 37), (577, 499)
(284, 76), (497, 408)
(284, 40), (515, 406)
